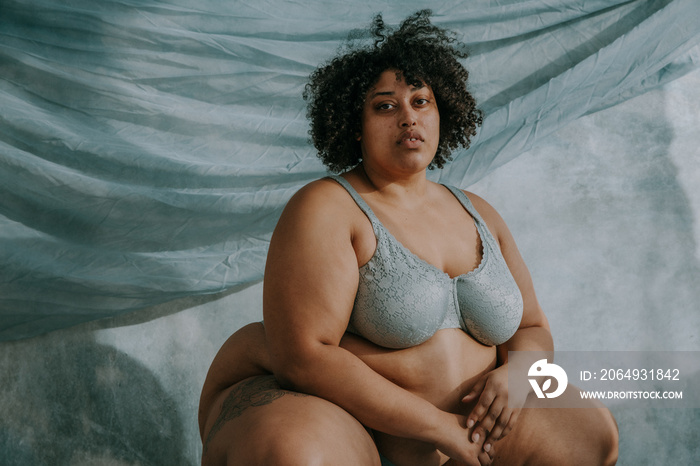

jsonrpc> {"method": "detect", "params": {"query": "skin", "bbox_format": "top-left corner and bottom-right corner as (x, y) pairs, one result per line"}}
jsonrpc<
(199, 70), (619, 466)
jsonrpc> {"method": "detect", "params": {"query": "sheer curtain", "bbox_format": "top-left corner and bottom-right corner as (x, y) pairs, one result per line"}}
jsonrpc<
(1, 0), (699, 341)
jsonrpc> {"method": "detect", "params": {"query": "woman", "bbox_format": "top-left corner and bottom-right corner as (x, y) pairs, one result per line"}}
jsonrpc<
(199, 11), (618, 466)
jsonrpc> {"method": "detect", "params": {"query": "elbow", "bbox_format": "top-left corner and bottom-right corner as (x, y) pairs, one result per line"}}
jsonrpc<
(269, 346), (324, 393)
(273, 365), (303, 391)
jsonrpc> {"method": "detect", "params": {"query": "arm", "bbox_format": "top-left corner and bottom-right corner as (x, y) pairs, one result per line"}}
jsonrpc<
(493, 199), (553, 361)
(461, 192), (553, 451)
(263, 180), (487, 464)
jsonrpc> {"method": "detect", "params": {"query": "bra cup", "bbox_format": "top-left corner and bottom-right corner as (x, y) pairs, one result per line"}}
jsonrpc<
(455, 243), (523, 346)
(351, 230), (451, 349)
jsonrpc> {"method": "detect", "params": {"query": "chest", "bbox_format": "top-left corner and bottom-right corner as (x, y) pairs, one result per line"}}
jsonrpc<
(355, 197), (484, 279)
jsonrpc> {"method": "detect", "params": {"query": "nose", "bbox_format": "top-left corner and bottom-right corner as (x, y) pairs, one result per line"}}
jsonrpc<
(399, 105), (417, 127)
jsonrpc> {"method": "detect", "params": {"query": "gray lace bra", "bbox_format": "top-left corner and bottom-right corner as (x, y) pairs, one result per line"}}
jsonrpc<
(329, 175), (523, 349)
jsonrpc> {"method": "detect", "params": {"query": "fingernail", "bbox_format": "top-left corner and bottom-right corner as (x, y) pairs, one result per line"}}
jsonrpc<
(472, 433), (479, 442)
(484, 443), (491, 452)
(467, 419), (474, 428)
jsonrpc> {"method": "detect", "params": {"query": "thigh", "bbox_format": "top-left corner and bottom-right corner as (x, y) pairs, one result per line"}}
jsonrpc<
(202, 375), (381, 466)
(491, 386), (619, 466)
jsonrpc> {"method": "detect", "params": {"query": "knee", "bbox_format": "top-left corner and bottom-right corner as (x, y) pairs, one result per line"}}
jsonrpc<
(574, 406), (618, 466)
(260, 436), (324, 466)
(229, 425), (327, 466)
(596, 408), (619, 466)
(535, 406), (618, 466)
(230, 417), (379, 466)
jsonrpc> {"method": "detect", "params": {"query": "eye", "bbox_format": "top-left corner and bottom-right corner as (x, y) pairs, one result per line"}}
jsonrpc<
(376, 102), (395, 111)
(414, 98), (430, 106)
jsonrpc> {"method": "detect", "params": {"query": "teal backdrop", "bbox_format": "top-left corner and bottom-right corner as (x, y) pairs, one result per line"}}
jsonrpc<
(2, 0), (699, 340)
(1, 1), (699, 464)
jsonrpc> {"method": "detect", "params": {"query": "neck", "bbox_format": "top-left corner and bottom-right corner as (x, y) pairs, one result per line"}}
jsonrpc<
(358, 163), (430, 205)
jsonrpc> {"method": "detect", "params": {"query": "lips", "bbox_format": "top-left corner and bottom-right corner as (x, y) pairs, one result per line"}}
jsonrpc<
(397, 130), (424, 148)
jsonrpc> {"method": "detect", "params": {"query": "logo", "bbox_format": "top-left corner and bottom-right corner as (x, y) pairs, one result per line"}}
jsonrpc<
(528, 359), (568, 399)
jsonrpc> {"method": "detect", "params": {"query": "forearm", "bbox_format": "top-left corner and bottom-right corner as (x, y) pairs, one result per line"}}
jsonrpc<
(497, 325), (553, 364)
(274, 342), (453, 444)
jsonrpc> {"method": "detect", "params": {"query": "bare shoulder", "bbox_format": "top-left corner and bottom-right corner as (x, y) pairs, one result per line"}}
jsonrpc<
(288, 177), (354, 204)
(460, 190), (510, 241)
(268, 176), (369, 269)
(278, 177), (358, 228)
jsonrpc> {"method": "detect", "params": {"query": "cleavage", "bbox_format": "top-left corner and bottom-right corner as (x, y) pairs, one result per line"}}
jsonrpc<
(372, 203), (483, 279)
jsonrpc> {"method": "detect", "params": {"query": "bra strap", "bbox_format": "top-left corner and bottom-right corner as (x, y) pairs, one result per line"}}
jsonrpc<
(443, 185), (487, 226)
(326, 175), (381, 226)
(443, 185), (496, 252)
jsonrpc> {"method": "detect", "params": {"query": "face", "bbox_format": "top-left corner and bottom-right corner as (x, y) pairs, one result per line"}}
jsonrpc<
(358, 70), (440, 177)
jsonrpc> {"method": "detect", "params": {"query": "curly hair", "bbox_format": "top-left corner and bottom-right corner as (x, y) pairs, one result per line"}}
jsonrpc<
(303, 10), (482, 173)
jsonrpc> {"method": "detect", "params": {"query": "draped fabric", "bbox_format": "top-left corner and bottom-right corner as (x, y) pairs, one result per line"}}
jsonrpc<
(1, 0), (699, 341)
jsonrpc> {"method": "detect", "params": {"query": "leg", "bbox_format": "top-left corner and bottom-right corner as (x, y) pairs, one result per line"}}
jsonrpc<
(202, 375), (381, 466)
(199, 322), (272, 439)
(492, 386), (619, 466)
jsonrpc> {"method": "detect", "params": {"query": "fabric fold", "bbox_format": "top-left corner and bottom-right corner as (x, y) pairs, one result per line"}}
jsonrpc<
(1, 0), (699, 340)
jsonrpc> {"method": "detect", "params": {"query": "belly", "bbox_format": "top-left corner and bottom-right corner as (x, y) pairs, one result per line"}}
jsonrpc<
(340, 328), (497, 411)
(341, 328), (497, 465)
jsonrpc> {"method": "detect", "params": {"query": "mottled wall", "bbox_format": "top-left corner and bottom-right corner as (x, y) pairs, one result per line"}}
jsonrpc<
(470, 69), (700, 465)
(1, 70), (699, 465)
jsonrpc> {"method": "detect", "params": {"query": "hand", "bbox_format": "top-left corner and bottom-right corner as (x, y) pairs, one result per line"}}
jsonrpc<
(462, 363), (528, 454)
(433, 412), (495, 466)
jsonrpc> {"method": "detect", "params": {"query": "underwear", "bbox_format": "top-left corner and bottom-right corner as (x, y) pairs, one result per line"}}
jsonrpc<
(329, 175), (523, 349)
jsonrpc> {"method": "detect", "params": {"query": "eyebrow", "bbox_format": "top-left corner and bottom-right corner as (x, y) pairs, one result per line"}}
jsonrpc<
(369, 86), (425, 100)
(369, 91), (395, 99)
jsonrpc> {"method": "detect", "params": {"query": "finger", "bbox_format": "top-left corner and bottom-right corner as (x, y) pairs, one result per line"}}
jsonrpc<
(462, 376), (487, 402)
(467, 385), (496, 429)
(474, 394), (505, 435)
(498, 408), (521, 440)
(485, 407), (513, 443)
(472, 414), (500, 446)
(484, 438), (496, 459)
(478, 446), (494, 465)
(483, 407), (521, 455)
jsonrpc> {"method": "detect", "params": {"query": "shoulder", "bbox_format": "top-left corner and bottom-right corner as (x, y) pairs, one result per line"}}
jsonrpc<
(459, 189), (510, 244)
(280, 177), (357, 223)
(272, 176), (365, 242)
(287, 177), (352, 208)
